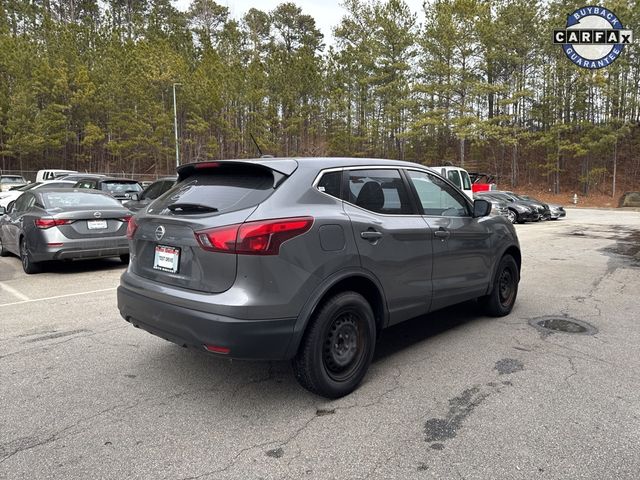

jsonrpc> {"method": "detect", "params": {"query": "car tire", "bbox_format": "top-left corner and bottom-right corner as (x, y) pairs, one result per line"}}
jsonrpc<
(20, 237), (42, 274)
(507, 209), (518, 224)
(119, 254), (130, 264)
(0, 235), (9, 257)
(479, 254), (519, 317)
(292, 291), (376, 399)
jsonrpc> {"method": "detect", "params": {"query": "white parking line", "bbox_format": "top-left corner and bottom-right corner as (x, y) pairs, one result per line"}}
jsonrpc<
(0, 282), (30, 302)
(0, 287), (117, 308)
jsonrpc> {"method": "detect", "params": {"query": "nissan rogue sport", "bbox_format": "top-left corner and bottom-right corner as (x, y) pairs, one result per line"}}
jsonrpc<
(118, 158), (521, 398)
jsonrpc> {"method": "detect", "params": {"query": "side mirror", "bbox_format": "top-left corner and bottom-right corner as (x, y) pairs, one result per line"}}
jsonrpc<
(129, 193), (140, 201)
(473, 199), (492, 218)
(0, 206), (5, 215)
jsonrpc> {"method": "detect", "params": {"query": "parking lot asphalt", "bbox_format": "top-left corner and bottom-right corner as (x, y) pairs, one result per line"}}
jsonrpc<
(1, 208), (639, 480)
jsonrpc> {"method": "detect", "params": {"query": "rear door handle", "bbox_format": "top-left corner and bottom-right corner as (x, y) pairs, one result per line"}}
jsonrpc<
(360, 230), (383, 240)
(434, 228), (450, 239)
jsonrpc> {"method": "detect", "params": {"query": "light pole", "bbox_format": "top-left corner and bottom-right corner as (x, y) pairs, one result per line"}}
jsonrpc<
(173, 83), (182, 168)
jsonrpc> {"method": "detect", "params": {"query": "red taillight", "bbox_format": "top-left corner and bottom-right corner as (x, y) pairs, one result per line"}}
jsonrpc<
(35, 218), (72, 229)
(126, 216), (138, 239)
(195, 217), (313, 255)
(204, 345), (230, 354)
(196, 223), (240, 252)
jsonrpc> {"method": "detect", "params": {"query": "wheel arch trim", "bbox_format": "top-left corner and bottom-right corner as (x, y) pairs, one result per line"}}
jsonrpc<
(285, 268), (389, 359)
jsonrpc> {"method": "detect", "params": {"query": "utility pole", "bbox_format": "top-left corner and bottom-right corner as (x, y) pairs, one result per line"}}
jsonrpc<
(173, 83), (182, 168)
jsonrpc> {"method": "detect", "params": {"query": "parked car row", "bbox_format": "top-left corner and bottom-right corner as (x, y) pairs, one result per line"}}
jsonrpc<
(475, 191), (566, 224)
(0, 173), (177, 273)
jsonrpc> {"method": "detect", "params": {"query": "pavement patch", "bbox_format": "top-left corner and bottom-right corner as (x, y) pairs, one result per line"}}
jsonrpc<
(494, 358), (524, 375)
(265, 447), (284, 459)
(423, 386), (491, 445)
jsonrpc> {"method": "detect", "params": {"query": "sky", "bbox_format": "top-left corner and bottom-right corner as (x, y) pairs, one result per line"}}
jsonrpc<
(172, 0), (426, 45)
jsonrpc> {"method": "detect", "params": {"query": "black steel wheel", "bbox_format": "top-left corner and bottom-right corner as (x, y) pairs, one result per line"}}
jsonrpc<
(478, 254), (519, 317)
(293, 291), (376, 398)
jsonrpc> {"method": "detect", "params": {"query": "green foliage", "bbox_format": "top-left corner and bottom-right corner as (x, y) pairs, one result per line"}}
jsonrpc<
(0, 0), (638, 195)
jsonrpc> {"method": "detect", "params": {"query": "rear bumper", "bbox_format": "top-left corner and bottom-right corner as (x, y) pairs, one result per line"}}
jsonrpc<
(117, 284), (296, 360)
(33, 239), (129, 262)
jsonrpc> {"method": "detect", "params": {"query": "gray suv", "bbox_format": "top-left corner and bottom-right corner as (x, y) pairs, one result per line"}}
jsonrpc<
(118, 158), (521, 398)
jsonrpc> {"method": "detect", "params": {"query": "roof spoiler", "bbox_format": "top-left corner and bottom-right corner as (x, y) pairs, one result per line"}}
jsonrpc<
(177, 159), (298, 181)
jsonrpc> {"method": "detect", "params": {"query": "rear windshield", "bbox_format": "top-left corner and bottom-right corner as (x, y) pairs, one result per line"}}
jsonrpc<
(101, 181), (142, 194)
(148, 166), (276, 215)
(1, 176), (26, 183)
(42, 192), (123, 209)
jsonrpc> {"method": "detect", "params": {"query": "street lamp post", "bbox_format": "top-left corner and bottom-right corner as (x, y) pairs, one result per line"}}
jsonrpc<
(173, 83), (182, 168)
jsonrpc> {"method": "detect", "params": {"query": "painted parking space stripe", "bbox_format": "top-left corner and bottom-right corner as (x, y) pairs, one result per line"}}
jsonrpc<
(0, 287), (116, 308)
(0, 282), (30, 301)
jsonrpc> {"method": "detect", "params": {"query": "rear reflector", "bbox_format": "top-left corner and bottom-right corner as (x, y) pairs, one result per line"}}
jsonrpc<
(47, 243), (63, 247)
(195, 217), (313, 255)
(126, 216), (138, 239)
(204, 345), (230, 354)
(35, 218), (73, 229)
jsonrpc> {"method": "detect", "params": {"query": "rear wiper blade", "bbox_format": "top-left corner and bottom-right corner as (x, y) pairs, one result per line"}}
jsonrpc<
(167, 203), (218, 213)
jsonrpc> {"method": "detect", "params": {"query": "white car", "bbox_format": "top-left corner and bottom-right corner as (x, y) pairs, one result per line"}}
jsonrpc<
(0, 180), (76, 208)
(430, 166), (473, 199)
(0, 175), (28, 192)
(35, 169), (77, 182)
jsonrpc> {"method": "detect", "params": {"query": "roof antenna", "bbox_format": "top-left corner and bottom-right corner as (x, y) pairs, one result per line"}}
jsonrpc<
(250, 133), (263, 156)
(250, 133), (274, 158)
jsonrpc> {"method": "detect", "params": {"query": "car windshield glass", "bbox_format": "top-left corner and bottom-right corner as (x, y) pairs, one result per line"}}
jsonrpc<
(101, 182), (142, 193)
(461, 171), (472, 190)
(18, 183), (40, 191)
(149, 165), (276, 216)
(1, 176), (26, 184)
(42, 192), (122, 209)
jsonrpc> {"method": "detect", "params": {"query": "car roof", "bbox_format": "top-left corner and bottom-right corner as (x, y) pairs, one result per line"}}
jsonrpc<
(39, 179), (76, 184)
(99, 178), (140, 183)
(1, 175), (25, 179)
(178, 157), (432, 178)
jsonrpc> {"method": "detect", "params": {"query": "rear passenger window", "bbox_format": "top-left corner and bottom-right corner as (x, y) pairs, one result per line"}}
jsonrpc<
(316, 171), (342, 199)
(347, 169), (412, 215)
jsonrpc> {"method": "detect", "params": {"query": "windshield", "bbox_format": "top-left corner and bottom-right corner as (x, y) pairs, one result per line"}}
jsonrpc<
(101, 182), (142, 194)
(1, 176), (26, 184)
(42, 191), (123, 209)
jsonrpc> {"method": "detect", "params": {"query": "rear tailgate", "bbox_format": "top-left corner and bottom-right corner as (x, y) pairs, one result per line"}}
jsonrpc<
(130, 161), (295, 294)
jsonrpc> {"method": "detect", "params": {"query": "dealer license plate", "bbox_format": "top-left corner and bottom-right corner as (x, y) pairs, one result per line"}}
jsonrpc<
(153, 245), (180, 273)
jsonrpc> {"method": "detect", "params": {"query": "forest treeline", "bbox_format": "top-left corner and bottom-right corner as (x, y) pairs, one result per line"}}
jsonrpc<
(1, 0), (639, 195)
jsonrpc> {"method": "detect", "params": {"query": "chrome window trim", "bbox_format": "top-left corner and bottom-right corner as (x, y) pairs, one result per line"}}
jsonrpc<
(312, 164), (474, 219)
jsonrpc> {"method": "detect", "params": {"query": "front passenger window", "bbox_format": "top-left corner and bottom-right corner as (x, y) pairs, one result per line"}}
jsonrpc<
(407, 170), (470, 217)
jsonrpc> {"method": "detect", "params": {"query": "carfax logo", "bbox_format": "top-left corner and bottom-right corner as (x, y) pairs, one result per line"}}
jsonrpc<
(554, 5), (633, 69)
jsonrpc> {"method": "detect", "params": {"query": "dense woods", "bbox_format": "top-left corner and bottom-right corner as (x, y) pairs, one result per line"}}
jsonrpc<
(1, 0), (639, 196)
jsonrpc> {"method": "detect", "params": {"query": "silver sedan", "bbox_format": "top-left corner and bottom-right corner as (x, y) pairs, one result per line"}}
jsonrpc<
(0, 189), (131, 274)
